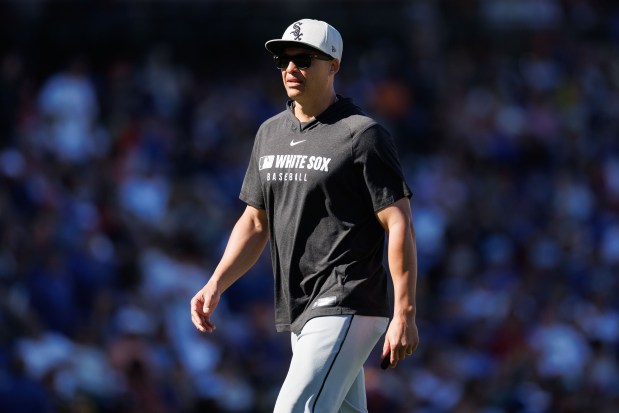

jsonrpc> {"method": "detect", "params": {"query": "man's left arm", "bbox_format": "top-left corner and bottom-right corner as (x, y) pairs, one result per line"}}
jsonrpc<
(376, 197), (420, 368)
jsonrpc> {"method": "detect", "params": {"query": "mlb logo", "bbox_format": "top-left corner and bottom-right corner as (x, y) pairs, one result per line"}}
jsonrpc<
(259, 155), (274, 170)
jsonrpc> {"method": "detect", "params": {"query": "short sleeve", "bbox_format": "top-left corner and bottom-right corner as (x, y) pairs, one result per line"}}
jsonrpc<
(239, 136), (266, 209)
(353, 124), (412, 212)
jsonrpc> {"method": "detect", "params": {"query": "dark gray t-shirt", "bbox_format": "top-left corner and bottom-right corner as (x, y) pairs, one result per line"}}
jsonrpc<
(240, 97), (411, 334)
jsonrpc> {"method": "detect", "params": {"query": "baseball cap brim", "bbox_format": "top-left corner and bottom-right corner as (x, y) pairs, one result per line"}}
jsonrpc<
(265, 40), (335, 59)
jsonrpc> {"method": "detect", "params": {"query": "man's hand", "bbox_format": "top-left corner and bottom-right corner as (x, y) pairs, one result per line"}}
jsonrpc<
(190, 282), (221, 333)
(381, 312), (419, 368)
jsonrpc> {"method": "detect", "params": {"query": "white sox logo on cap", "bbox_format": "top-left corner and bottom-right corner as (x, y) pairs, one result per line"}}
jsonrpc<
(291, 22), (303, 41)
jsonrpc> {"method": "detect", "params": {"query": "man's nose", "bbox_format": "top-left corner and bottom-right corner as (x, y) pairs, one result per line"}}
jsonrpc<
(285, 61), (298, 72)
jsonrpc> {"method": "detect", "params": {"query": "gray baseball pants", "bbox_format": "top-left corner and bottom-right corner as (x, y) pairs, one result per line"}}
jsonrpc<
(273, 314), (389, 413)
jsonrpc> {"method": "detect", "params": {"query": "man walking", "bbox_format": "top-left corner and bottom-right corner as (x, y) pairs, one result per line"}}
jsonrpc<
(191, 18), (419, 413)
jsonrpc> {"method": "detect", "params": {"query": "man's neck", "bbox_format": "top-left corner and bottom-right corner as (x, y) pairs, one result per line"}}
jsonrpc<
(293, 93), (338, 122)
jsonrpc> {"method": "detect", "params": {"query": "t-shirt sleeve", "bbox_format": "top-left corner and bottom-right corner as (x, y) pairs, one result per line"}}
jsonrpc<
(239, 135), (266, 209)
(353, 124), (412, 212)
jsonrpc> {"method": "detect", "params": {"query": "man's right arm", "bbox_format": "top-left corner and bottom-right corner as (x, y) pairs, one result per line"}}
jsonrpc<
(191, 204), (269, 333)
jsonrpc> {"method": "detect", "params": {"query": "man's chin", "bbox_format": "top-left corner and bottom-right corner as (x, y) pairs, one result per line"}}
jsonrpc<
(286, 87), (304, 99)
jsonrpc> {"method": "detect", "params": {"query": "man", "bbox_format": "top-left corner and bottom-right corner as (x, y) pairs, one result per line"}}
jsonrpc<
(191, 18), (419, 413)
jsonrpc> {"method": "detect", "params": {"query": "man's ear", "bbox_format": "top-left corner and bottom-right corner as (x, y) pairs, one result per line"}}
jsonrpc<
(330, 59), (340, 75)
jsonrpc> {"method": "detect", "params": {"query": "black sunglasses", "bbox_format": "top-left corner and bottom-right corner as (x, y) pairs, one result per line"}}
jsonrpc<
(273, 53), (333, 70)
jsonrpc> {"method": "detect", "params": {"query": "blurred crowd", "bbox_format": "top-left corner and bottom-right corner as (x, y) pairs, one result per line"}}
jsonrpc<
(1, 1), (619, 412)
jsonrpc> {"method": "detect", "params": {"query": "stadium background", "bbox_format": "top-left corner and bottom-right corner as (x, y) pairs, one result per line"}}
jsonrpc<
(1, 1), (618, 412)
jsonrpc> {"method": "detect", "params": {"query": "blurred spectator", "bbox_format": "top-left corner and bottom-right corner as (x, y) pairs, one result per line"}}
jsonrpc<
(36, 56), (108, 163)
(0, 350), (54, 413)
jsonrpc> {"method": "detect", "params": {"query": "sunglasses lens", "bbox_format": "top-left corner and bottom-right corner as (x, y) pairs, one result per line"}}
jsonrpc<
(292, 55), (311, 69)
(274, 54), (312, 69)
(274, 56), (288, 69)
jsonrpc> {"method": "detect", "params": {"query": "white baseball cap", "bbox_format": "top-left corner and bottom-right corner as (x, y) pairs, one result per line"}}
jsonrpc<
(265, 19), (343, 62)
